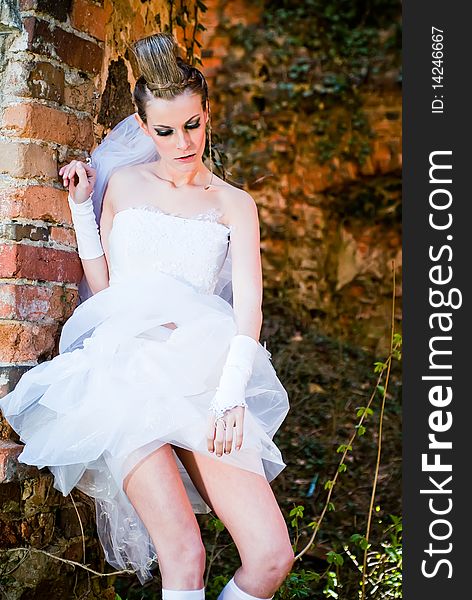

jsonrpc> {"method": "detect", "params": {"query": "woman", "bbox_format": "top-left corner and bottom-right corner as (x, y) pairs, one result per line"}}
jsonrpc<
(0, 33), (293, 600)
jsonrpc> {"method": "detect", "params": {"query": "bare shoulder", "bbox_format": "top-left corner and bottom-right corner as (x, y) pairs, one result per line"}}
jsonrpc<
(217, 180), (258, 223)
(107, 164), (144, 189)
(102, 164), (148, 212)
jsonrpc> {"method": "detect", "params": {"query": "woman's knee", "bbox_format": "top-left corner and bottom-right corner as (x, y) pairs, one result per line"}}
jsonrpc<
(244, 543), (295, 579)
(158, 538), (207, 576)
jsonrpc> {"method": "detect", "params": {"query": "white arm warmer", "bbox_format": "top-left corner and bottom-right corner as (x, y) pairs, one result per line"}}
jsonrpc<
(209, 334), (258, 419)
(67, 193), (104, 260)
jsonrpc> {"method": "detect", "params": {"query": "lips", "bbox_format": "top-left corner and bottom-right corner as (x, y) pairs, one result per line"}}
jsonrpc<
(175, 153), (196, 159)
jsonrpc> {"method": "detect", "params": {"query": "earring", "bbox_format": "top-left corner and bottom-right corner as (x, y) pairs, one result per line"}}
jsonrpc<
(204, 109), (214, 190)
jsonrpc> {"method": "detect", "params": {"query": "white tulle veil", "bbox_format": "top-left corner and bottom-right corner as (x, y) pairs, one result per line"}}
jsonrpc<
(78, 113), (233, 306)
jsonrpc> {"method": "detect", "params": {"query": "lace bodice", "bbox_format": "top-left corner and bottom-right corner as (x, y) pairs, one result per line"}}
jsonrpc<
(107, 205), (232, 294)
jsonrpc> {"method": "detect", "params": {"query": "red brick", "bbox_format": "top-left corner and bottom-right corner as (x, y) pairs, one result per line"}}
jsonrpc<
(0, 283), (78, 322)
(0, 187), (71, 225)
(0, 141), (57, 179)
(2, 59), (64, 103)
(0, 321), (59, 363)
(209, 36), (230, 58)
(200, 0), (220, 28)
(131, 11), (147, 42)
(0, 244), (83, 284)
(2, 104), (93, 148)
(201, 57), (223, 79)
(19, 0), (71, 22)
(221, 0), (262, 25)
(0, 365), (31, 399)
(63, 76), (96, 113)
(372, 141), (392, 174)
(26, 61), (65, 103)
(0, 440), (38, 484)
(49, 226), (77, 247)
(23, 17), (103, 75)
(71, 0), (113, 42)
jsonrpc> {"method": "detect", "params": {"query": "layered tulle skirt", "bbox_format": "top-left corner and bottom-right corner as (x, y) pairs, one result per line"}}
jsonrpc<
(0, 271), (290, 583)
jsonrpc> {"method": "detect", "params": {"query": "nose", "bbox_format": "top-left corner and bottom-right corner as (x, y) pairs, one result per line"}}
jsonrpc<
(176, 129), (191, 151)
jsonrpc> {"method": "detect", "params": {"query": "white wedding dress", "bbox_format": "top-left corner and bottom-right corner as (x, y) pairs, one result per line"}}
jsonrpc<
(0, 202), (290, 584)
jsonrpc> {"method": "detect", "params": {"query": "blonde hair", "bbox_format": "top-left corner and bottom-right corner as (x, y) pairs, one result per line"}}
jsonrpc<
(130, 33), (209, 123)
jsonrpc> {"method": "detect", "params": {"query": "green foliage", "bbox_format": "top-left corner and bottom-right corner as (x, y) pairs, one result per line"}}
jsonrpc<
(205, 575), (232, 599)
(275, 569), (321, 599)
(289, 504), (305, 526)
(208, 516), (226, 533)
(216, 0), (401, 179)
(348, 514), (403, 598)
(355, 406), (374, 418)
(323, 570), (340, 597)
(326, 551), (344, 566)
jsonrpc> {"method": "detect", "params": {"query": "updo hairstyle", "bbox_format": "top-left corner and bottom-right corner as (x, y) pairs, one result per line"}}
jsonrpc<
(130, 33), (209, 124)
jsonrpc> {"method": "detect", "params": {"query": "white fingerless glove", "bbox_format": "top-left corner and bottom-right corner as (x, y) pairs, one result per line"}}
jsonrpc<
(209, 334), (258, 419)
(67, 192), (104, 260)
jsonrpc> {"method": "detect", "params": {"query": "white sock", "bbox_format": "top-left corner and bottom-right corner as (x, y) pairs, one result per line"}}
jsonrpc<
(162, 586), (205, 600)
(217, 576), (274, 600)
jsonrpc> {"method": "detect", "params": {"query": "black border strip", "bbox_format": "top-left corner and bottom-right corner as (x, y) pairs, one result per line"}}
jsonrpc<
(403, 2), (470, 596)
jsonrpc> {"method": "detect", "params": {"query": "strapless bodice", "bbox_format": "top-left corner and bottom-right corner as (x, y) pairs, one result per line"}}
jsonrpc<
(107, 205), (232, 294)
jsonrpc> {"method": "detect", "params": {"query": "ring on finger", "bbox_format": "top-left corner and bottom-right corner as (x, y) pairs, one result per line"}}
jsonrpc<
(215, 417), (226, 430)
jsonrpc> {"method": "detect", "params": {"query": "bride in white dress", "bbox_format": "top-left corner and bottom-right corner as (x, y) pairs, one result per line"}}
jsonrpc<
(0, 33), (293, 600)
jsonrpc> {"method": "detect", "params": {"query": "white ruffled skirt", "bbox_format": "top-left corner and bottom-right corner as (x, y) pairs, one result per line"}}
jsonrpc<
(0, 271), (290, 584)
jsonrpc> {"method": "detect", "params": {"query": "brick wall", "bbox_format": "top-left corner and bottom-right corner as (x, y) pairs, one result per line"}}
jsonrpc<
(0, 0), (171, 596)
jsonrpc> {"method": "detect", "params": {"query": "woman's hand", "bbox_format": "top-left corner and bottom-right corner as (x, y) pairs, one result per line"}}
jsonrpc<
(59, 159), (96, 203)
(206, 406), (245, 457)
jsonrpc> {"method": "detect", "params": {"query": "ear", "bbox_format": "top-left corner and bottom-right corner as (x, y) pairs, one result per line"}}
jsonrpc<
(134, 112), (151, 137)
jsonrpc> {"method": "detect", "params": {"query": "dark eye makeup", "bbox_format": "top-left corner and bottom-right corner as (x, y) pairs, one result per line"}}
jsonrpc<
(154, 120), (201, 136)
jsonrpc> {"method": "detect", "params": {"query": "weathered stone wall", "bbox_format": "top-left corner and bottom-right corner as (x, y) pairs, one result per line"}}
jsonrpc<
(199, 2), (402, 355)
(0, 0), (401, 595)
(0, 461), (114, 599)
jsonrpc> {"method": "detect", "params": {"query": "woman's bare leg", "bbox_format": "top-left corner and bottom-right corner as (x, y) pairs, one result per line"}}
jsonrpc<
(173, 447), (295, 598)
(123, 443), (206, 590)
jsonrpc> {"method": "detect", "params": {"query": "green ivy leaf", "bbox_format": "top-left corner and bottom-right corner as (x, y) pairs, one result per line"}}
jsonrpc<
(327, 551), (344, 565)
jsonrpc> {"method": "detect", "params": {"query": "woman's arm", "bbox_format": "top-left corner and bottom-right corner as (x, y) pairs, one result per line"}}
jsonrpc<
(206, 189), (263, 451)
(226, 189), (264, 341)
(79, 192), (113, 295)
(61, 159), (112, 295)
(82, 172), (122, 295)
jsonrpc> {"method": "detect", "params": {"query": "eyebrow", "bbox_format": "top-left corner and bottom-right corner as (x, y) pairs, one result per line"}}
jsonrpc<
(152, 113), (200, 128)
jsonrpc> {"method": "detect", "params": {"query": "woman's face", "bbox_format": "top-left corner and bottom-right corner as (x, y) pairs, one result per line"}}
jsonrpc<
(136, 91), (208, 170)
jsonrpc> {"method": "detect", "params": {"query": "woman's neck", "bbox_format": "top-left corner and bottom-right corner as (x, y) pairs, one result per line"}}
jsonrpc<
(151, 160), (209, 189)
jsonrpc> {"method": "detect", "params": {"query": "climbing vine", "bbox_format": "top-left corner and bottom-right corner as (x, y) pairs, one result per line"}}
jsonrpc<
(166, 0), (208, 66)
(209, 0), (401, 182)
